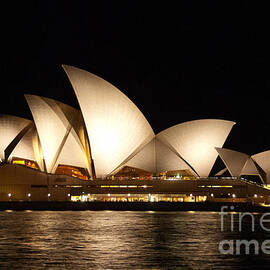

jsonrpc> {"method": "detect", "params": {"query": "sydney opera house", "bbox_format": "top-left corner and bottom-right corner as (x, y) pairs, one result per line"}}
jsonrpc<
(1, 65), (270, 203)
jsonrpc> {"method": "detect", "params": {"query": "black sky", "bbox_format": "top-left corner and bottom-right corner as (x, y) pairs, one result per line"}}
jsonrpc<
(2, 1), (270, 157)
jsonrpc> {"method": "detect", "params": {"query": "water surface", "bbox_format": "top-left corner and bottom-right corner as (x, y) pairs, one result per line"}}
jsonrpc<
(0, 211), (269, 269)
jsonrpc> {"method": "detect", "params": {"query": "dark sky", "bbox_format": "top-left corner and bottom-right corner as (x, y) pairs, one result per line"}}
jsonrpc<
(2, 1), (270, 157)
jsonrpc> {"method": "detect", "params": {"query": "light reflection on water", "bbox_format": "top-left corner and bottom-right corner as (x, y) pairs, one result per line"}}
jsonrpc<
(0, 211), (269, 269)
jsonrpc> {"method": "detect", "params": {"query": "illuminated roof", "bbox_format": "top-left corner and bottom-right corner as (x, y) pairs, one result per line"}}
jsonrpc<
(119, 139), (156, 174)
(53, 128), (89, 173)
(25, 95), (90, 174)
(63, 65), (155, 178)
(155, 139), (195, 174)
(0, 115), (32, 162)
(241, 158), (259, 175)
(252, 150), (270, 183)
(10, 126), (36, 162)
(215, 147), (249, 177)
(113, 138), (199, 176)
(156, 119), (235, 177)
(214, 147), (266, 182)
(215, 167), (228, 176)
(241, 157), (266, 183)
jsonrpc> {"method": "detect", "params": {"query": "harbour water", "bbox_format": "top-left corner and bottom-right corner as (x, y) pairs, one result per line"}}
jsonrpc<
(0, 211), (270, 269)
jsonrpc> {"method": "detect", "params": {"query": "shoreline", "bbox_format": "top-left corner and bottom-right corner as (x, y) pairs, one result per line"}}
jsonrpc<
(0, 201), (269, 212)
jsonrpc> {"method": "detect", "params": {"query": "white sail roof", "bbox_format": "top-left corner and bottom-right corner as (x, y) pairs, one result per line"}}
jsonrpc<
(241, 158), (260, 175)
(123, 139), (156, 173)
(25, 95), (89, 173)
(0, 115), (32, 161)
(155, 139), (194, 174)
(63, 65), (155, 178)
(215, 167), (228, 176)
(10, 127), (36, 162)
(52, 128), (89, 172)
(156, 119), (235, 177)
(252, 150), (270, 184)
(215, 147), (249, 177)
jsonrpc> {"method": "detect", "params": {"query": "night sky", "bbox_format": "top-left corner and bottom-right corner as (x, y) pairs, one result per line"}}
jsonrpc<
(2, 1), (270, 160)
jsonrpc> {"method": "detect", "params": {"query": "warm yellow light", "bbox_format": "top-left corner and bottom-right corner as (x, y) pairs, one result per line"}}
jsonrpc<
(198, 185), (233, 188)
(211, 185), (233, 188)
(12, 160), (25, 165)
(71, 196), (81, 201)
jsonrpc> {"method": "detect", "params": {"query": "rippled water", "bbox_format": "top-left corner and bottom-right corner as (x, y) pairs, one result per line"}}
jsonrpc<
(0, 211), (270, 269)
